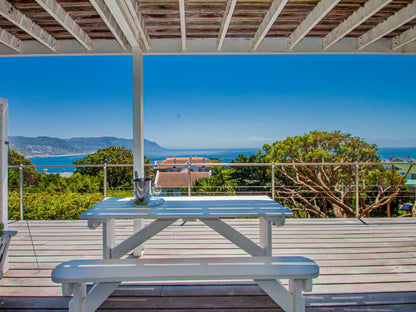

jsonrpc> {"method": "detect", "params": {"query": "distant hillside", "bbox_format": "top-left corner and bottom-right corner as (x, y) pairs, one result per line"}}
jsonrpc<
(9, 136), (164, 156)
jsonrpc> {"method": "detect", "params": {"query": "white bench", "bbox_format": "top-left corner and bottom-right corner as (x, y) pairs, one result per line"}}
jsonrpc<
(52, 256), (319, 312)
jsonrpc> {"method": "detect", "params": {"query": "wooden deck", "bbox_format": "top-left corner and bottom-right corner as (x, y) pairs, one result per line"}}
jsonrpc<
(1, 218), (416, 311)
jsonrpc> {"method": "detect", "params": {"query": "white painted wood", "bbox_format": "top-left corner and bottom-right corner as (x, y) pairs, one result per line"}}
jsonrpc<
(102, 219), (115, 259)
(256, 279), (293, 311)
(358, 1), (416, 49)
(392, 25), (416, 50)
(84, 282), (119, 312)
(289, 279), (306, 312)
(0, 27), (21, 52)
(179, 0), (187, 50)
(125, 0), (151, 50)
(111, 218), (178, 259)
(133, 218), (144, 257)
(0, 0), (57, 51)
(260, 217), (272, 256)
(0, 98), (7, 273)
(252, 0), (289, 50)
(323, 0), (392, 49)
(288, 0), (341, 50)
(132, 48), (144, 178)
(201, 218), (266, 256)
(217, 0), (237, 50)
(104, 0), (140, 47)
(89, 0), (128, 50)
(68, 283), (86, 312)
(35, 0), (93, 51)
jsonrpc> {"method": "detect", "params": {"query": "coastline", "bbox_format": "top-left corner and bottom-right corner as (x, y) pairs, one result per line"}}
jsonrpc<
(27, 153), (87, 159)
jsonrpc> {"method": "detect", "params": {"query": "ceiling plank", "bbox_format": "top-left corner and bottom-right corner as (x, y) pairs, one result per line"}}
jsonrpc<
(104, 0), (140, 47)
(35, 0), (93, 51)
(0, 27), (21, 52)
(89, 0), (128, 50)
(288, 0), (341, 50)
(324, 0), (392, 49)
(392, 25), (416, 50)
(179, 0), (186, 50)
(217, 0), (237, 50)
(252, 0), (288, 50)
(0, 0), (57, 51)
(358, 1), (416, 49)
(125, 0), (151, 50)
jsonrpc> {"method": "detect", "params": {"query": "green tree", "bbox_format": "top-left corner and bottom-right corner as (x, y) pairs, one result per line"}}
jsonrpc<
(193, 164), (238, 196)
(73, 146), (151, 189)
(262, 131), (409, 218)
(8, 149), (41, 190)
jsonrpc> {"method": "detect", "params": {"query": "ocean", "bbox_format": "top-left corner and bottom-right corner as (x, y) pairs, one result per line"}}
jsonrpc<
(28, 147), (416, 173)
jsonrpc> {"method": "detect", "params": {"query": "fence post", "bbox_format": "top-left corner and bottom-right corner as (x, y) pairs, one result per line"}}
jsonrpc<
(19, 164), (23, 221)
(103, 163), (107, 198)
(187, 162), (191, 196)
(271, 163), (275, 200)
(355, 162), (359, 218)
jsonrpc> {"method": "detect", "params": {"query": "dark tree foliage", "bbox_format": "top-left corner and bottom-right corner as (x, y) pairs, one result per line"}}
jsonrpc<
(8, 149), (41, 189)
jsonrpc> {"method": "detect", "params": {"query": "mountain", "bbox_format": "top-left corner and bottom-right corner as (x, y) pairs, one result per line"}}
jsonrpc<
(9, 136), (164, 156)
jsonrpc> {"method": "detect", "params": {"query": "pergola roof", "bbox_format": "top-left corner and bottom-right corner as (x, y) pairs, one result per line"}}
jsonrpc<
(1, 0), (416, 56)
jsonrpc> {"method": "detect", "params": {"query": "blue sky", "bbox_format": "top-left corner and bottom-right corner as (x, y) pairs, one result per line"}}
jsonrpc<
(0, 54), (415, 149)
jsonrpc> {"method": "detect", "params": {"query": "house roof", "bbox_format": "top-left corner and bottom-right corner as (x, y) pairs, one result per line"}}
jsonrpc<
(1, 0), (416, 56)
(155, 157), (211, 169)
(155, 171), (211, 188)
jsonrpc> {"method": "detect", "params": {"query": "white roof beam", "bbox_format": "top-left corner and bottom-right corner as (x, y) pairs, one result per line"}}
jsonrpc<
(358, 1), (416, 49)
(288, 0), (341, 50)
(324, 0), (392, 49)
(0, 27), (21, 52)
(89, 0), (128, 50)
(104, 0), (140, 47)
(217, 0), (237, 50)
(0, 0), (57, 51)
(252, 0), (288, 50)
(125, 0), (151, 50)
(392, 25), (416, 49)
(35, 0), (92, 51)
(179, 0), (186, 50)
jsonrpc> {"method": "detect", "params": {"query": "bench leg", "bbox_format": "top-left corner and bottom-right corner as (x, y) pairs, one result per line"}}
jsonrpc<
(68, 283), (86, 312)
(66, 282), (119, 312)
(256, 279), (309, 312)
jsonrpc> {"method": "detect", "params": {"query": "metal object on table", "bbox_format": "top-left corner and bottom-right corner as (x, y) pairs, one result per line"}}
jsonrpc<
(131, 171), (161, 205)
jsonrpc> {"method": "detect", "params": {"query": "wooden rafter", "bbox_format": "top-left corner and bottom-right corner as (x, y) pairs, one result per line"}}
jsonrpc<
(179, 0), (186, 50)
(217, 0), (237, 50)
(392, 25), (416, 50)
(0, 0), (57, 51)
(0, 27), (21, 52)
(125, 0), (151, 50)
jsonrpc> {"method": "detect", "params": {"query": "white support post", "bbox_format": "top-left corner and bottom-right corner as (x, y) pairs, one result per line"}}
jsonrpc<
(288, 0), (341, 50)
(0, 0), (57, 51)
(132, 47), (144, 256)
(217, 0), (237, 50)
(0, 98), (8, 233)
(252, 0), (288, 50)
(102, 219), (115, 259)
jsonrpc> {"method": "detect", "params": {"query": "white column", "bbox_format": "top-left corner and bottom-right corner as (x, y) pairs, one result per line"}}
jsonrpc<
(132, 48), (144, 256)
(0, 97), (8, 229)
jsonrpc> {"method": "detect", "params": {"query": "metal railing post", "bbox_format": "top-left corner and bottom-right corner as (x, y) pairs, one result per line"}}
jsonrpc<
(271, 162), (275, 200)
(355, 162), (359, 218)
(187, 162), (191, 196)
(19, 164), (23, 221)
(103, 163), (107, 198)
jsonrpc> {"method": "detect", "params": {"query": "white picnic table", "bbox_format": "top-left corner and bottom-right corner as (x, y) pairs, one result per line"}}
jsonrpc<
(79, 195), (294, 259)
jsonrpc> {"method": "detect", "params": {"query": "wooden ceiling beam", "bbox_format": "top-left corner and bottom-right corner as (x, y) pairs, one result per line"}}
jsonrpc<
(104, 0), (140, 47)
(35, 0), (93, 51)
(392, 25), (416, 50)
(288, 0), (341, 50)
(89, 0), (128, 50)
(217, 0), (237, 50)
(179, 0), (186, 50)
(252, 0), (288, 50)
(0, 27), (21, 52)
(324, 0), (392, 49)
(358, 1), (416, 49)
(125, 0), (151, 50)
(0, 0), (57, 51)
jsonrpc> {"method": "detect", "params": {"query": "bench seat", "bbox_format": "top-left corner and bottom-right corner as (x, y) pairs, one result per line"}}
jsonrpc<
(52, 256), (319, 312)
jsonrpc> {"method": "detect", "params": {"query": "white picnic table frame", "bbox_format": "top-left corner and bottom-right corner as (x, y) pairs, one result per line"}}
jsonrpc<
(79, 195), (294, 259)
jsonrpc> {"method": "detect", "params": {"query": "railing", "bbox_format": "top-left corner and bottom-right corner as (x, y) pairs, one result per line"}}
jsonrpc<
(8, 161), (416, 220)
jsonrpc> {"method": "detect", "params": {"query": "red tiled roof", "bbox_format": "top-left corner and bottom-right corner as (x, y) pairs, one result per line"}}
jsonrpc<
(155, 171), (210, 188)
(155, 157), (211, 169)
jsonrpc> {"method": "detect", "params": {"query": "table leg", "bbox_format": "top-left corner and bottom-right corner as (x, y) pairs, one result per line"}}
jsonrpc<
(260, 217), (272, 256)
(103, 219), (115, 259)
(133, 219), (144, 257)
